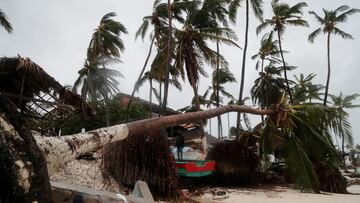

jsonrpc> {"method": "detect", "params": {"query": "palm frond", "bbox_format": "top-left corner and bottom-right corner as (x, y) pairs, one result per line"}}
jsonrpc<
(308, 28), (321, 43)
(0, 9), (13, 33)
(335, 8), (360, 23)
(283, 135), (319, 192)
(333, 27), (353, 39)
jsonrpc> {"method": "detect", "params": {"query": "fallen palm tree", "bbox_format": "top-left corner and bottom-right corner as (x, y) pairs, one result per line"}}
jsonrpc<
(0, 96), (273, 202)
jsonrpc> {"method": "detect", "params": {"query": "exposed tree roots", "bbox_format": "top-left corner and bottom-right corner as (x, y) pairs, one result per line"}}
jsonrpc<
(0, 96), (52, 203)
(102, 130), (178, 198)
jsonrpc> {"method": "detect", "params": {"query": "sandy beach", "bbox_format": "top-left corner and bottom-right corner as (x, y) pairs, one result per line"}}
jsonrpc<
(197, 185), (360, 203)
(51, 157), (360, 203)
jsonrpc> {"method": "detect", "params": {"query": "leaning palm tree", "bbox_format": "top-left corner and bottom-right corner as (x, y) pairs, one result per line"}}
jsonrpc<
(330, 92), (360, 166)
(0, 9), (13, 33)
(85, 12), (127, 126)
(228, 0), (263, 129)
(308, 5), (360, 106)
(257, 0), (308, 103)
(87, 12), (127, 62)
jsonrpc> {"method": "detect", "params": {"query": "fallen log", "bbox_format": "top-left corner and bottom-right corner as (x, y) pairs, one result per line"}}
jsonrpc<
(1, 101), (273, 202)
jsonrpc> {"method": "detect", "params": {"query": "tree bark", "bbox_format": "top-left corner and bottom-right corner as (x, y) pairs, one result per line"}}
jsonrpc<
(277, 30), (293, 103)
(162, 0), (173, 116)
(216, 40), (223, 139)
(237, 0), (249, 130)
(1, 101), (273, 202)
(105, 93), (110, 127)
(39, 105), (273, 175)
(149, 78), (153, 113)
(0, 97), (53, 203)
(127, 37), (155, 110)
(324, 32), (331, 106)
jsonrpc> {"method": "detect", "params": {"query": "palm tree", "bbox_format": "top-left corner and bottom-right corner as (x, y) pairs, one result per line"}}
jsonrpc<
(257, 0), (308, 103)
(260, 95), (346, 192)
(205, 68), (237, 138)
(172, 1), (239, 138)
(202, 0), (236, 139)
(0, 9), (13, 33)
(76, 12), (127, 126)
(73, 59), (122, 102)
(251, 31), (282, 72)
(251, 65), (286, 110)
(293, 73), (323, 103)
(228, 0), (263, 130)
(87, 12), (127, 62)
(330, 92), (360, 166)
(308, 6), (360, 106)
(131, 0), (194, 114)
(162, 0), (173, 115)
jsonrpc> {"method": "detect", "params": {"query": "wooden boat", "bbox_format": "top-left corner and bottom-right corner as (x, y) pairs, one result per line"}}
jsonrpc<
(175, 160), (215, 177)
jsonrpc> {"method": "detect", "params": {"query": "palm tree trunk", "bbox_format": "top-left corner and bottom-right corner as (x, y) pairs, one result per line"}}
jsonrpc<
(277, 30), (293, 103)
(340, 113), (347, 169)
(149, 78), (153, 113)
(159, 82), (162, 112)
(127, 37), (155, 110)
(209, 105), (212, 135)
(324, 32), (331, 106)
(261, 58), (264, 73)
(227, 112), (230, 137)
(162, 0), (173, 116)
(30, 104), (273, 175)
(237, 0), (249, 130)
(216, 40), (223, 139)
(105, 93), (110, 127)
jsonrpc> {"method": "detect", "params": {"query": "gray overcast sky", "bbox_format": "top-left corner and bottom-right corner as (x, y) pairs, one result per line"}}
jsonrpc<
(1, 0), (360, 145)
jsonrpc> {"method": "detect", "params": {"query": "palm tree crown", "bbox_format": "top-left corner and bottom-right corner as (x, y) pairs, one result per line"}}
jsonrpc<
(251, 31), (282, 72)
(308, 5), (360, 43)
(87, 12), (128, 62)
(257, 0), (308, 35)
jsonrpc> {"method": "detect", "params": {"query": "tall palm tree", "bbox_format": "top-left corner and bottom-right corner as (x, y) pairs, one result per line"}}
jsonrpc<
(228, 0), (263, 130)
(251, 31), (282, 72)
(330, 92), (360, 166)
(308, 6), (360, 106)
(205, 68), (237, 138)
(257, 0), (308, 103)
(78, 12), (127, 126)
(172, 1), (239, 139)
(0, 9), (13, 33)
(203, 0), (235, 139)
